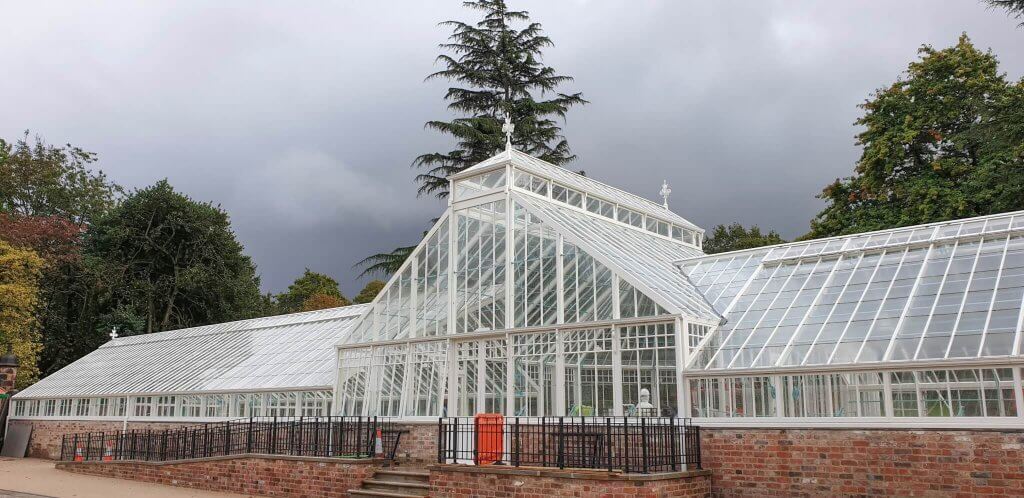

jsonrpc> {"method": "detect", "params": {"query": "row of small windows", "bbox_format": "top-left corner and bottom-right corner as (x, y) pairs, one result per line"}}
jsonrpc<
(452, 169), (702, 248)
(515, 170), (702, 248)
(11, 391), (333, 419)
(689, 367), (1019, 419)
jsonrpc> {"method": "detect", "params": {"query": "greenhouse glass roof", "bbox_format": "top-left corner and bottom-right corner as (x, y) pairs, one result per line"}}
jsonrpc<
(514, 193), (718, 321)
(15, 305), (367, 398)
(681, 211), (1024, 372)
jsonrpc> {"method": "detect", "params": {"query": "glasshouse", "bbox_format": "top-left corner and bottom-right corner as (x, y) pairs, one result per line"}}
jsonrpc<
(335, 148), (1024, 428)
(10, 305), (366, 421)
(10, 147), (1024, 430)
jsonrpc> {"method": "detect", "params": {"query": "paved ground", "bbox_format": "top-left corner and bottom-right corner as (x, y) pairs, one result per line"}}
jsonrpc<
(0, 458), (260, 498)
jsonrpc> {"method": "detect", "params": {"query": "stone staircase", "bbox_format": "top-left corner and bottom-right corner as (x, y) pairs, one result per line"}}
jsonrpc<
(348, 469), (430, 498)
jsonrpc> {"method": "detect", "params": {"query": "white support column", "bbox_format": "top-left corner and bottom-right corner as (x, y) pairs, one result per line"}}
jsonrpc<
(774, 375), (786, 417)
(505, 169), (515, 331)
(1013, 367), (1024, 419)
(612, 326), (624, 416)
(506, 336), (515, 416)
(476, 341), (486, 413)
(556, 234), (565, 325)
(882, 372), (895, 418)
(447, 204), (457, 337)
(446, 340), (459, 417)
(555, 329), (566, 416)
(675, 316), (687, 417)
(410, 252), (419, 339)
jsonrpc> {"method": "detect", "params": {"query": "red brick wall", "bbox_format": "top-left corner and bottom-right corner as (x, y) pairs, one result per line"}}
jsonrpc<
(393, 422), (437, 464)
(429, 465), (712, 497)
(57, 455), (379, 498)
(21, 420), (212, 459)
(701, 427), (1024, 497)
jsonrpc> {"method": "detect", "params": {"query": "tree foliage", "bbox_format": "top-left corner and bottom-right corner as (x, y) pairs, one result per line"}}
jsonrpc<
(354, 279), (386, 304)
(413, 0), (586, 198)
(0, 214), (98, 376)
(703, 223), (785, 255)
(986, 0), (1024, 26)
(276, 269), (350, 313)
(299, 293), (348, 312)
(0, 239), (44, 389)
(808, 35), (1024, 238)
(0, 132), (120, 223)
(86, 180), (265, 335)
(355, 245), (415, 279)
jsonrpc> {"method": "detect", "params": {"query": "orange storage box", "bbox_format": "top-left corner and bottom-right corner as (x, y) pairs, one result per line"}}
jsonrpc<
(474, 413), (504, 465)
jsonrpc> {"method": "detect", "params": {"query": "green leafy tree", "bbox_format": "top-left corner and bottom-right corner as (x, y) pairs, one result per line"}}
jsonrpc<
(276, 269), (350, 313)
(413, 0), (586, 198)
(0, 239), (44, 388)
(0, 132), (120, 223)
(986, 0), (1024, 26)
(354, 279), (387, 304)
(703, 223), (785, 255)
(808, 35), (1024, 238)
(86, 180), (265, 335)
(0, 132), (121, 377)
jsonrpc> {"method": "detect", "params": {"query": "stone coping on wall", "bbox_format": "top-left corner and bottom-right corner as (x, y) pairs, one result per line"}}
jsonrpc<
(56, 453), (384, 467)
(428, 463), (711, 482)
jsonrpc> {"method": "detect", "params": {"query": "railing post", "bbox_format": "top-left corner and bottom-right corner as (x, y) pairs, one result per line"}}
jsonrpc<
(640, 417), (649, 474)
(606, 418), (613, 472)
(436, 418), (443, 464)
(557, 417), (564, 470)
(246, 417), (253, 454)
(670, 419), (679, 472)
(694, 424), (702, 470)
(271, 416), (278, 454)
(473, 416), (479, 465)
(60, 434), (66, 461)
(161, 429), (168, 461)
(623, 417), (630, 473)
(513, 417), (520, 467)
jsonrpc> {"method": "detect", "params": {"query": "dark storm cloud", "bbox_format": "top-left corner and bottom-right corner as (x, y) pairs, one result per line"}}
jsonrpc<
(3, 1), (1022, 296)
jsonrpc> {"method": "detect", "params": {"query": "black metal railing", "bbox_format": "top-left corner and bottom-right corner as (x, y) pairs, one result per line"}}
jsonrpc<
(437, 416), (701, 473)
(59, 416), (400, 463)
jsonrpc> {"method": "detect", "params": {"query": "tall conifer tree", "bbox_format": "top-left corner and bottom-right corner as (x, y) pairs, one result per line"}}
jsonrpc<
(359, 0), (585, 277)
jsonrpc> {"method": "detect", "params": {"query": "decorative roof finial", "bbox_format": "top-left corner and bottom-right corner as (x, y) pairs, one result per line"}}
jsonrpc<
(109, 327), (118, 340)
(502, 112), (515, 152)
(659, 180), (672, 209)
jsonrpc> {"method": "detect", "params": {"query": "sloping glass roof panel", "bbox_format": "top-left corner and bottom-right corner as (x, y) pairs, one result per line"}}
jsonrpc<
(680, 250), (768, 314)
(688, 210), (1024, 372)
(513, 193), (719, 322)
(15, 305), (367, 398)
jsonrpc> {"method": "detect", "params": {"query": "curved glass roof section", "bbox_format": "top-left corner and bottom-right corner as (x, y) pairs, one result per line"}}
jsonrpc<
(682, 211), (1024, 371)
(15, 305), (367, 398)
(514, 193), (719, 322)
(459, 150), (703, 232)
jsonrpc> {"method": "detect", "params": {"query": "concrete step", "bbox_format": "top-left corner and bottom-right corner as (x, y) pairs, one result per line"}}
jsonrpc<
(347, 490), (424, 498)
(362, 479), (430, 496)
(371, 469), (430, 483)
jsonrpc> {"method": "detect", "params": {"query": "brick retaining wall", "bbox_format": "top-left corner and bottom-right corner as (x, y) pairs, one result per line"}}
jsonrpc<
(57, 454), (380, 498)
(18, 420), (206, 459)
(701, 427), (1024, 497)
(429, 464), (712, 497)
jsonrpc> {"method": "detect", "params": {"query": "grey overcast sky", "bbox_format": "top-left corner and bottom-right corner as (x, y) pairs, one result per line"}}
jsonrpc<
(3, 1), (1023, 297)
